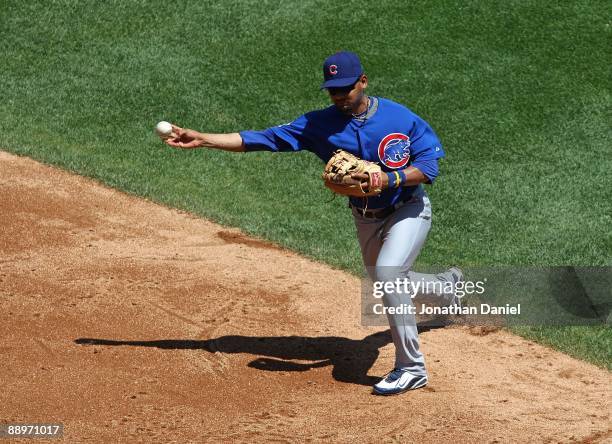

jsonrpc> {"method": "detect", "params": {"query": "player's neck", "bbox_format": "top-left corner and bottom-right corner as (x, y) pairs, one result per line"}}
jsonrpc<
(351, 95), (370, 117)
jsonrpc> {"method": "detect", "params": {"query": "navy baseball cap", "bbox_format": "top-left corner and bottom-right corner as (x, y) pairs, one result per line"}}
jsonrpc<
(321, 51), (363, 89)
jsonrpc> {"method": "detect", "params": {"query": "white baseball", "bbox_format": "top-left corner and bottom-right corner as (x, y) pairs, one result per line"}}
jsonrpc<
(155, 121), (173, 138)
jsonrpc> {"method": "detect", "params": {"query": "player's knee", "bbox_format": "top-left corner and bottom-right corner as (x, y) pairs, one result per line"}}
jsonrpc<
(373, 265), (405, 284)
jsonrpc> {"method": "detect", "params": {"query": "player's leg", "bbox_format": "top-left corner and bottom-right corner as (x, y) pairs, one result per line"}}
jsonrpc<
(352, 196), (429, 394)
(374, 190), (463, 395)
(353, 212), (385, 280)
(353, 190), (460, 395)
(408, 268), (462, 312)
(375, 191), (462, 368)
(373, 194), (432, 377)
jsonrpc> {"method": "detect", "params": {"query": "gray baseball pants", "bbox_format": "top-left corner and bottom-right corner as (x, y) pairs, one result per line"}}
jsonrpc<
(353, 186), (456, 377)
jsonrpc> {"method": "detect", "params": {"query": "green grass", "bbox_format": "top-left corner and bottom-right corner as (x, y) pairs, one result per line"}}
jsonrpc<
(512, 326), (611, 369)
(0, 0), (610, 368)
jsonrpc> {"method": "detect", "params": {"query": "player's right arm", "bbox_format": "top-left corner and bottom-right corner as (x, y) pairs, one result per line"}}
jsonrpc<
(165, 114), (312, 153)
(165, 125), (246, 152)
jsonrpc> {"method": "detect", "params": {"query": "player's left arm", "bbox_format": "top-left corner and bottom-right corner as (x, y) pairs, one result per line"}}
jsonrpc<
(350, 159), (434, 190)
(351, 147), (441, 190)
(392, 115), (444, 188)
(385, 165), (431, 188)
(353, 125), (443, 190)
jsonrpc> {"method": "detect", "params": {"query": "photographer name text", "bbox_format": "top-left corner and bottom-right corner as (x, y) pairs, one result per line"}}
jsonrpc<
(371, 303), (521, 316)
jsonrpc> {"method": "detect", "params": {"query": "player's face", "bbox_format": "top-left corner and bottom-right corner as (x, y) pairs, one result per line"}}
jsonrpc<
(327, 75), (368, 115)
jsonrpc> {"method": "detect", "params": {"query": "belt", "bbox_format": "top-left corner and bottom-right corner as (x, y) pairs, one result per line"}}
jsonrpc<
(350, 198), (412, 220)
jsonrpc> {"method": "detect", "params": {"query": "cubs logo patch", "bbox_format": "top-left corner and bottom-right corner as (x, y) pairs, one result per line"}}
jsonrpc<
(378, 133), (411, 169)
(329, 64), (338, 75)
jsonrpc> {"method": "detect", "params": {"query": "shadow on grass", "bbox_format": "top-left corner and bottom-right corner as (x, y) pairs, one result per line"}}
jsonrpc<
(75, 326), (442, 387)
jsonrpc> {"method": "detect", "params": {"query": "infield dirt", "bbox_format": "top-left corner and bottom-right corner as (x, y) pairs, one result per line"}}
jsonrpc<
(0, 151), (610, 443)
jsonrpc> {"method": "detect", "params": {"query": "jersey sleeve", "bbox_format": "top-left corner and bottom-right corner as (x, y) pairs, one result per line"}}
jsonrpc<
(239, 114), (311, 152)
(410, 158), (439, 183)
(408, 115), (445, 183)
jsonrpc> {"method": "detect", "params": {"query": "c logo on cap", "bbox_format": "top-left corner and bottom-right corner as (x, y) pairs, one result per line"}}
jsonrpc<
(329, 64), (338, 75)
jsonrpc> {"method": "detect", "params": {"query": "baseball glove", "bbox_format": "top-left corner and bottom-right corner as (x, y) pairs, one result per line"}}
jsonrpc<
(322, 150), (383, 197)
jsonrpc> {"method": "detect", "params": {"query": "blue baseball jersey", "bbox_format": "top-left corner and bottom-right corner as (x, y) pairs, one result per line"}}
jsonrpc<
(239, 97), (445, 209)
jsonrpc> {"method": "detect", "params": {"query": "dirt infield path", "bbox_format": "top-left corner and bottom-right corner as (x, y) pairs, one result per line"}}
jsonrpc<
(0, 151), (610, 443)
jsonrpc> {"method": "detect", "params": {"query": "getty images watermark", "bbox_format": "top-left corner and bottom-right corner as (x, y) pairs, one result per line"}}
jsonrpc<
(370, 277), (520, 316)
(362, 267), (612, 326)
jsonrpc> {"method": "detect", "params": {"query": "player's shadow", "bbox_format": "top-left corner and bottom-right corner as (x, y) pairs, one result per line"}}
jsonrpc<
(75, 328), (438, 386)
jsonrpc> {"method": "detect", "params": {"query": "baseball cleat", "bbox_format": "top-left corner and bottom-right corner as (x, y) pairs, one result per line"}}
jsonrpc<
(372, 369), (428, 396)
(448, 266), (464, 307)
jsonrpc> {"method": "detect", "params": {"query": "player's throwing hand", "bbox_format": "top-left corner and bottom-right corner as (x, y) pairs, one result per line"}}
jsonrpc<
(165, 125), (204, 149)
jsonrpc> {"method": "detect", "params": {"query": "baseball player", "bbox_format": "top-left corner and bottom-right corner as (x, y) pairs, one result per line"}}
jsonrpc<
(164, 51), (462, 396)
